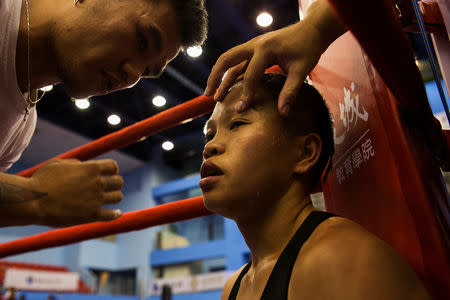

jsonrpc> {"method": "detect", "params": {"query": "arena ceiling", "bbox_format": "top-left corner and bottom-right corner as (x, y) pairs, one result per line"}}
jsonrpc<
(34, 0), (429, 172)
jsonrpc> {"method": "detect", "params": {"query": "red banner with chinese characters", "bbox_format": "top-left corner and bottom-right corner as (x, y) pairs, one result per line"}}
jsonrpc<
(308, 29), (450, 299)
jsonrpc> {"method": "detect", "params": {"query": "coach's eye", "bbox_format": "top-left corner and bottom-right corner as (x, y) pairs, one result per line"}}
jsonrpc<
(137, 32), (148, 52)
(230, 120), (246, 130)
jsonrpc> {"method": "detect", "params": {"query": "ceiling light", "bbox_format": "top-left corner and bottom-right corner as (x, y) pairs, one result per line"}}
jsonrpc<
(74, 98), (90, 110)
(162, 141), (174, 151)
(186, 46), (202, 58)
(152, 95), (166, 107)
(256, 12), (273, 27)
(107, 114), (121, 125)
(39, 85), (53, 92)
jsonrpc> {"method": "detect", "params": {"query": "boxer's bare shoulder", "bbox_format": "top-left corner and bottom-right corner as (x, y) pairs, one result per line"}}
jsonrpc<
(290, 216), (430, 299)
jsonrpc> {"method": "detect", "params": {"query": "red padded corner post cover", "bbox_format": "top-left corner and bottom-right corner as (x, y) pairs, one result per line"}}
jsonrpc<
(298, 1), (450, 299)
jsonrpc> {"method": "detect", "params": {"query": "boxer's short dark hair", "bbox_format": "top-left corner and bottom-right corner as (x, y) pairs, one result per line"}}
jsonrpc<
(259, 73), (335, 187)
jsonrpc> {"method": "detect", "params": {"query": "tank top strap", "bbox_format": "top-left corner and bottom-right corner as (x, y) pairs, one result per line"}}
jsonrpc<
(227, 211), (335, 300)
(228, 262), (252, 300)
(260, 211), (335, 300)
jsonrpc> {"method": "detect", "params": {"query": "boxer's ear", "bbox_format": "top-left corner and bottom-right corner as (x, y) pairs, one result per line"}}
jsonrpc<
(293, 133), (322, 176)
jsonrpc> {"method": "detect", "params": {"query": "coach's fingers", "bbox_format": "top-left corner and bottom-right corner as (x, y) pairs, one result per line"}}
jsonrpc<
(215, 61), (248, 101)
(236, 51), (272, 112)
(102, 190), (123, 204)
(102, 175), (124, 192)
(205, 46), (252, 97)
(97, 209), (123, 222)
(93, 159), (120, 175)
(278, 65), (308, 117)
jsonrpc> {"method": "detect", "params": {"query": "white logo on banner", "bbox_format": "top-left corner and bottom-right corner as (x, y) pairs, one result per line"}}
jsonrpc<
(332, 82), (375, 183)
(335, 82), (369, 145)
(334, 131), (375, 184)
(149, 271), (234, 296)
(4, 269), (79, 291)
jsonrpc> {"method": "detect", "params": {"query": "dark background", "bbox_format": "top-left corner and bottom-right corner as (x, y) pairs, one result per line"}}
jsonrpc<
(35, 0), (430, 171)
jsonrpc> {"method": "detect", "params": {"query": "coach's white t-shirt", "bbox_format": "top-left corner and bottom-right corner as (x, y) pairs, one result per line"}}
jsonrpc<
(0, 0), (37, 171)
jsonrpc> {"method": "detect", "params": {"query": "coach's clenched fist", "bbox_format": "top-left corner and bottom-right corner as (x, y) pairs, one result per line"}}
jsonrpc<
(0, 159), (124, 227)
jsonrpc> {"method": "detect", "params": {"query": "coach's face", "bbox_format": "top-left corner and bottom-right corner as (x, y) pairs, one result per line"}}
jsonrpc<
(52, 0), (181, 98)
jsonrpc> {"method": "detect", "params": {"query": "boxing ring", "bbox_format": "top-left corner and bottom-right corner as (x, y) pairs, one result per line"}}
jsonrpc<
(1, 0), (449, 299)
(1, 95), (216, 257)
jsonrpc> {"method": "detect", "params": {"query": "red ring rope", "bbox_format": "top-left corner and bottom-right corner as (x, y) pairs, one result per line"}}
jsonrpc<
(0, 196), (212, 258)
(3, 69), (285, 258)
(18, 95), (216, 177)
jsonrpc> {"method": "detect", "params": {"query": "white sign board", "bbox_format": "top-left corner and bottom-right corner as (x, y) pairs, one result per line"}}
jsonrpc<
(4, 269), (80, 291)
(149, 271), (234, 296)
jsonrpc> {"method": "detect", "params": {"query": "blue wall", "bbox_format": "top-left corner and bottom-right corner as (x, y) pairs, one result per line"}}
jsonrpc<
(425, 79), (449, 114)
(17, 291), (222, 300)
(16, 292), (138, 300)
(148, 290), (221, 300)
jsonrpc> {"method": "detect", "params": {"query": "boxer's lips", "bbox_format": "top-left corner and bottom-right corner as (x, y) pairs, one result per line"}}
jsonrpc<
(199, 161), (224, 191)
(200, 161), (224, 178)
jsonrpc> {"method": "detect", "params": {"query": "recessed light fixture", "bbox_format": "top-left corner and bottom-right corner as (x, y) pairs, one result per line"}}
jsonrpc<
(186, 46), (202, 58)
(107, 114), (121, 125)
(162, 140), (174, 151)
(74, 98), (90, 110)
(256, 12), (273, 27)
(152, 95), (166, 107)
(39, 85), (53, 92)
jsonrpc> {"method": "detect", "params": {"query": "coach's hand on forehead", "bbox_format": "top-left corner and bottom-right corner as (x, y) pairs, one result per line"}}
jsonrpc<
(205, 22), (324, 117)
(204, 0), (345, 117)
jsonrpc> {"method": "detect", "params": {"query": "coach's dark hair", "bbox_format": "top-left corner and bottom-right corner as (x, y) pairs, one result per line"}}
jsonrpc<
(260, 73), (335, 188)
(166, 0), (208, 49)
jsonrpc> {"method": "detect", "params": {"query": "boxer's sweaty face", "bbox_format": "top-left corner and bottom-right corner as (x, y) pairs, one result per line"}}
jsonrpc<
(53, 0), (181, 98)
(201, 84), (299, 219)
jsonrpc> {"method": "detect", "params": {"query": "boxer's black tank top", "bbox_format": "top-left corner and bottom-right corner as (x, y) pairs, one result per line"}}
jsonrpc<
(228, 211), (335, 300)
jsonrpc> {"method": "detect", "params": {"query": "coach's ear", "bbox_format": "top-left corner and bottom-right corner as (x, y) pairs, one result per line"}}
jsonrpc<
(293, 133), (322, 175)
